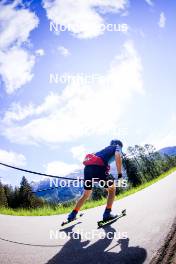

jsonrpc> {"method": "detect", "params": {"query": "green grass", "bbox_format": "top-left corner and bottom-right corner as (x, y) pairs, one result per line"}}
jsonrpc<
(0, 167), (176, 216)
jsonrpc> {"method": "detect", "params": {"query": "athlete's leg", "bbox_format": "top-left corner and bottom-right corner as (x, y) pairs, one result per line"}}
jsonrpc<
(67, 190), (92, 221)
(106, 183), (116, 209)
(103, 181), (116, 221)
(67, 165), (93, 221)
(74, 189), (92, 211)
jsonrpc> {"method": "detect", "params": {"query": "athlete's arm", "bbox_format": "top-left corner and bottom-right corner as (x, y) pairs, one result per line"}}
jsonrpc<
(115, 152), (122, 175)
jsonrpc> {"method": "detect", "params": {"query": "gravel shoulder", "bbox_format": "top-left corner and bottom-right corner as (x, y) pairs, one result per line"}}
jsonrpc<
(150, 218), (176, 264)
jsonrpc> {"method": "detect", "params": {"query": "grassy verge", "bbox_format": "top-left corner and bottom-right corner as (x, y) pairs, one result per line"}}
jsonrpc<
(0, 167), (176, 216)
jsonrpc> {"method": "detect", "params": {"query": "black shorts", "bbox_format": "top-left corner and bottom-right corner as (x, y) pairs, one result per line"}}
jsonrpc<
(84, 165), (114, 190)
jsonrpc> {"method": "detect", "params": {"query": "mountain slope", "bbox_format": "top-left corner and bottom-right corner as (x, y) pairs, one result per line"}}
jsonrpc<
(159, 146), (176, 156)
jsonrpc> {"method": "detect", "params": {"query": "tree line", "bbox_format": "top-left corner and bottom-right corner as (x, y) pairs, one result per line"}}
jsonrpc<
(123, 144), (176, 187)
(0, 176), (45, 208)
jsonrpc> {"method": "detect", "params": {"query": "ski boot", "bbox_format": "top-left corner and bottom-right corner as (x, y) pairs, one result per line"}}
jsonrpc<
(103, 208), (117, 221)
(67, 210), (78, 222)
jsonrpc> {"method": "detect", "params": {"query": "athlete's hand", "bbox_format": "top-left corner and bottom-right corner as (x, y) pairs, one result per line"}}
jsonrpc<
(118, 173), (122, 179)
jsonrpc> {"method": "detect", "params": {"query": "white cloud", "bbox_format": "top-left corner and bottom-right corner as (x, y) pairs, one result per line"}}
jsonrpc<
(145, 0), (154, 6)
(0, 1), (39, 50)
(70, 145), (87, 162)
(46, 161), (80, 176)
(58, 46), (70, 57)
(35, 49), (45, 56)
(2, 92), (60, 125)
(157, 132), (176, 149)
(151, 131), (176, 150)
(0, 47), (35, 94)
(0, 177), (9, 185)
(158, 12), (166, 28)
(43, 0), (128, 39)
(1, 40), (144, 145)
(0, 1), (39, 94)
(2, 102), (35, 125)
(145, 114), (176, 150)
(0, 148), (26, 167)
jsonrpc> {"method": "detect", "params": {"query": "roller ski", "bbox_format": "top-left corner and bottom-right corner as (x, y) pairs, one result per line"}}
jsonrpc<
(61, 210), (83, 226)
(97, 209), (126, 228)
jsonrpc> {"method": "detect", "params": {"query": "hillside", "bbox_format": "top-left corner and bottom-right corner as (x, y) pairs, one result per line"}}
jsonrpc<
(159, 146), (176, 156)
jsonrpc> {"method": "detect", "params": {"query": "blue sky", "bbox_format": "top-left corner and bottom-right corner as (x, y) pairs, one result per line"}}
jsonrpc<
(0, 0), (176, 186)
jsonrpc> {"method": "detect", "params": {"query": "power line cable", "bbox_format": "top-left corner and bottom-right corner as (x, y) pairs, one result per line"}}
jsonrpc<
(0, 162), (83, 181)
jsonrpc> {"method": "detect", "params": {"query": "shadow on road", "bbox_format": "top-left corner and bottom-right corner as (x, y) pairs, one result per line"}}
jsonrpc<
(47, 223), (147, 264)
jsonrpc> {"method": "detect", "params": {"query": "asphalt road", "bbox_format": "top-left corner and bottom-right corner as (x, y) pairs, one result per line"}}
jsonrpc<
(0, 171), (176, 264)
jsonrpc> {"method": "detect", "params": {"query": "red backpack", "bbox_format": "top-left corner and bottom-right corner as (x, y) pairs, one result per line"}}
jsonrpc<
(83, 153), (104, 166)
